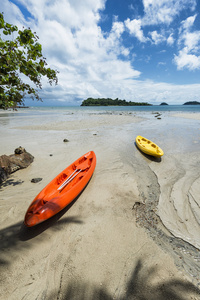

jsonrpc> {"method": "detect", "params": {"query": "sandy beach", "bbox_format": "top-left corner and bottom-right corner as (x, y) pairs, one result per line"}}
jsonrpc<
(0, 108), (200, 300)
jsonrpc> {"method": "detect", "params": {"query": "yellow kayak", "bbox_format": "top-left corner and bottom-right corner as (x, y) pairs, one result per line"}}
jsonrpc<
(135, 135), (164, 157)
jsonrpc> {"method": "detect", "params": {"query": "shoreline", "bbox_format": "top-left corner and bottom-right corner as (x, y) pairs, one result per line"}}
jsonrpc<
(0, 109), (200, 299)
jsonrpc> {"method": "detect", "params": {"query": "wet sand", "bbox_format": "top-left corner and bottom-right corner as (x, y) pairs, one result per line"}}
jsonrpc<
(0, 108), (200, 300)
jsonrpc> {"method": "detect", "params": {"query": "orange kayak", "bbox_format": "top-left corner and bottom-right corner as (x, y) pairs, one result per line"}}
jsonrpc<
(24, 151), (96, 227)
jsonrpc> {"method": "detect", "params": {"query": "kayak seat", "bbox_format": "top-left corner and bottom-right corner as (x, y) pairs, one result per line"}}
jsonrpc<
(42, 199), (48, 205)
(79, 157), (87, 164)
(57, 173), (67, 185)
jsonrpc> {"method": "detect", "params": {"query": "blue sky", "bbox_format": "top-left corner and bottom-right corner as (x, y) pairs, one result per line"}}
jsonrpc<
(1, 0), (200, 105)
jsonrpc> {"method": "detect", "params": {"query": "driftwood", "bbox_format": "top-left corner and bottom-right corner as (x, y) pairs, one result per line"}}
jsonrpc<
(0, 147), (34, 184)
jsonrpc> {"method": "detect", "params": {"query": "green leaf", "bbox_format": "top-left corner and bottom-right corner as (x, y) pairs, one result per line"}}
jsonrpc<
(0, 13), (58, 109)
(3, 29), (8, 35)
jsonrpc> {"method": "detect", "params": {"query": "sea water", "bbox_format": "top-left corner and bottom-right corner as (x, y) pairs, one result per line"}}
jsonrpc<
(1, 104), (200, 117)
(27, 104), (200, 113)
(0, 104), (200, 129)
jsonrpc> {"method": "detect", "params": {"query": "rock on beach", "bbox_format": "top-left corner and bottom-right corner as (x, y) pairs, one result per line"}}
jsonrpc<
(0, 146), (34, 184)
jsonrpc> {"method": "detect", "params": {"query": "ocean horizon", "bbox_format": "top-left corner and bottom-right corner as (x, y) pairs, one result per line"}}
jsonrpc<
(21, 104), (200, 113)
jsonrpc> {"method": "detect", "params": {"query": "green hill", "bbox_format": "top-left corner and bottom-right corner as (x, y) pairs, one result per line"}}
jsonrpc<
(81, 98), (152, 106)
(183, 101), (200, 105)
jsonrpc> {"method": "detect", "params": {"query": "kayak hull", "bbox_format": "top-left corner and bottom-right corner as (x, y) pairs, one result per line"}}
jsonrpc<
(135, 136), (164, 157)
(24, 151), (96, 227)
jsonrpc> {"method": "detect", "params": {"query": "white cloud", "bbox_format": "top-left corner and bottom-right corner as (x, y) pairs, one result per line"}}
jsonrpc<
(184, 31), (200, 52)
(111, 21), (124, 38)
(121, 48), (130, 57)
(174, 49), (200, 70)
(125, 18), (147, 42)
(149, 31), (165, 45)
(149, 30), (174, 45)
(104, 21), (129, 57)
(88, 79), (200, 106)
(124, 0), (194, 46)
(142, 0), (196, 26)
(174, 14), (200, 70)
(167, 33), (174, 46)
(0, 0), (27, 27)
(178, 15), (200, 53)
(158, 62), (166, 66)
(180, 14), (197, 31)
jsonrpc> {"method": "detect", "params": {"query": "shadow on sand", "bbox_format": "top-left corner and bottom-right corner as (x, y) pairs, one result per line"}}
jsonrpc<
(135, 142), (162, 163)
(0, 177), (94, 266)
(0, 178), (24, 188)
(19, 179), (93, 240)
(1, 217), (200, 299)
(0, 199), (83, 266)
(19, 199), (83, 241)
(48, 259), (200, 300)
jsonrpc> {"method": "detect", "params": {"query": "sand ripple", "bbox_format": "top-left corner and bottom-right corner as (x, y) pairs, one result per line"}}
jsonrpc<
(152, 154), (200, 250)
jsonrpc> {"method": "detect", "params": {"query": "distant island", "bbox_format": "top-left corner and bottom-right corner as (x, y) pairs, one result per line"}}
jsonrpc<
(183, 101), (200, 105)
(81, 98), (152, 106)
(160, 102), (168, 105)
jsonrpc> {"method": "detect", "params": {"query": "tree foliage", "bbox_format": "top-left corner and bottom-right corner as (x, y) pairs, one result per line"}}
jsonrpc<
(81, 98), (152, 106)
(0, 13), (58, 109)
